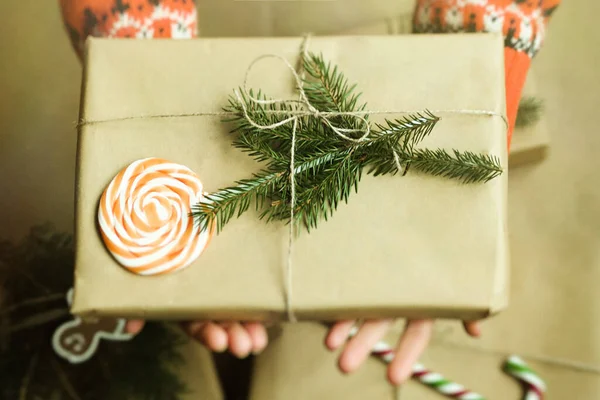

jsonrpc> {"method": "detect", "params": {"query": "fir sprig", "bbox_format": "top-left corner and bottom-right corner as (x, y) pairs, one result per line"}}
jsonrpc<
(516, 96), (544, 128)
(408, 149), (502, 183)
(192, 53), (503, 233)
(302, 53), (367, 132)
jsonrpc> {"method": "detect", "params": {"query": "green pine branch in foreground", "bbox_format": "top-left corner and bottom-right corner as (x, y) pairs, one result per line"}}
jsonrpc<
(192, 52), (503, 233)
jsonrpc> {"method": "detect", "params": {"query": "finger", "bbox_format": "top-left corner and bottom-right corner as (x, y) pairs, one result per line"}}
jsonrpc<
(463, 321), (482, 337)
(243, 322), (269, 355)
(226, 322), (253, 358)
(338, 319), (394, 374)
(388, 319), (434, 386)
(125, 319), (145, 335)
(186, 322), (228, 352)
(325, 320), (356, 350)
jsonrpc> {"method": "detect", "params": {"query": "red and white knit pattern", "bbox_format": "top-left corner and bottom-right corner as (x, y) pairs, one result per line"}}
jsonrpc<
(413, 0), (560, 57)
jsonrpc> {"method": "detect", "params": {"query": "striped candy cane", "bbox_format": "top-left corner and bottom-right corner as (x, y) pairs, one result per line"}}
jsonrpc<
(364, 336), (486, 400)
(411, 363), (486, 400)
(351, 327), (547, 400)
(504, 356), (546, 400)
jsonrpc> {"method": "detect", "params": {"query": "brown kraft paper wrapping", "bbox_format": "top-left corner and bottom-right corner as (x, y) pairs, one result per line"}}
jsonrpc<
(337, 17), (550, 167)
(72, 34), (508, 322)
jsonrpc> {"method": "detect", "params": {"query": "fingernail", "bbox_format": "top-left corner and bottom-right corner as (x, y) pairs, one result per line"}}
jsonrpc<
(210, 339), (228, 353)
(338, 358), (355, 375)
(325, 337), (340, 351)
(328, 342), (341, 351)
(389, 376), (402, 386)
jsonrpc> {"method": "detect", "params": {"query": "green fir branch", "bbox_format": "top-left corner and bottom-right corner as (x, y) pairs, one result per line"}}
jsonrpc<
(225, 89), (343, 162)
(195, 52), (503, 233)
(515, 96), (544, 129)
(262, 149), (362, 230)
(367, 111), (441, 176)
(191, 170), (284, 234)
(409, 149), (502, 183)
(192, 149), (355, 232)
(302, 53), (366, 114)
(302, 53), (368, 133)
(292, 156), (362, 231)
(375, 111), (440, 151)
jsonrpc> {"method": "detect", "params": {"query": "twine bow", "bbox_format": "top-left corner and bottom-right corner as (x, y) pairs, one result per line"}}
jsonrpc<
(234, 55), (373, 143)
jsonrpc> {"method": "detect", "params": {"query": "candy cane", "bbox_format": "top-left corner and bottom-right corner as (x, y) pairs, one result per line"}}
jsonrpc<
(411, 363), (486, 400)
(367, 336), (547, 400)
(504, 356), (546, 400)
(353, 330), (486, 400)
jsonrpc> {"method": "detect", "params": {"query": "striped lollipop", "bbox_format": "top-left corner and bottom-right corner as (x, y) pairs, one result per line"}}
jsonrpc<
(98, 158), (213, 276)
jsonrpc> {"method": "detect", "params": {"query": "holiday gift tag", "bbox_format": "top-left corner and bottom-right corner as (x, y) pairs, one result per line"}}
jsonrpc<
(52, 288), (133, 364)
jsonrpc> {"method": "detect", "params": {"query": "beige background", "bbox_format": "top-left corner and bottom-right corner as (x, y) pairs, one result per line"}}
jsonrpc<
(1, 0), (599, 399)
(197, 0), (415, 37)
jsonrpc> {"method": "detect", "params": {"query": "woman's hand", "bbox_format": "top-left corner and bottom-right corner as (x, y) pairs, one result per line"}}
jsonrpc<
(326, 319), (481, 386)
(126, 320), (269, 358)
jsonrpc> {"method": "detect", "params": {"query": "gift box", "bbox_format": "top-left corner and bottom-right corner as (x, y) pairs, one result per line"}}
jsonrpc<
(337, 16), (550, 168)
(72, 34), (508, 321)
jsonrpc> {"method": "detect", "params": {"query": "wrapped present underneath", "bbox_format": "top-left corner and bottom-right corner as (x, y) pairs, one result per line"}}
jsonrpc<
(72, 34), (509, 322)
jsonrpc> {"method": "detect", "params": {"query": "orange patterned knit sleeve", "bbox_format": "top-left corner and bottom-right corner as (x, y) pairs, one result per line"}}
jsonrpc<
(413, 0), (561, 150)
(60, 0), (197, 59)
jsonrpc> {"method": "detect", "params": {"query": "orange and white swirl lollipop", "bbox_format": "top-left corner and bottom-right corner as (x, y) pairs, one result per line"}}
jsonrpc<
(98, 158), (212, 276)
